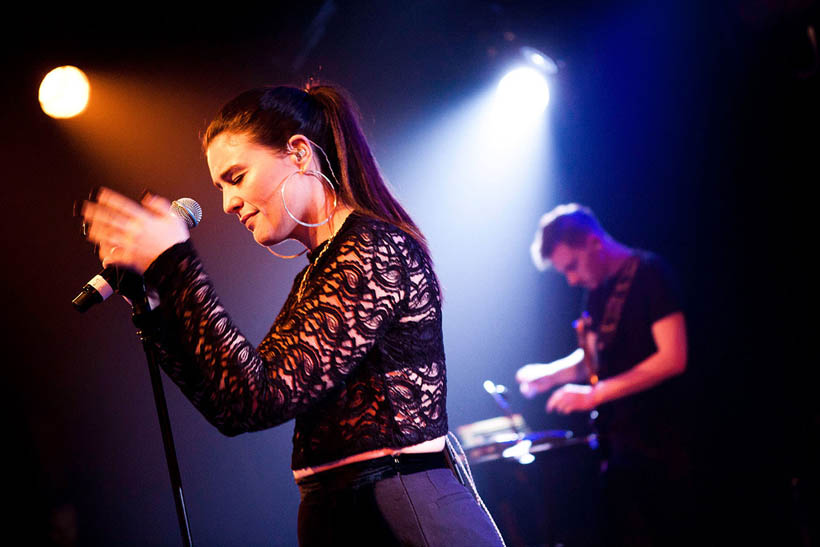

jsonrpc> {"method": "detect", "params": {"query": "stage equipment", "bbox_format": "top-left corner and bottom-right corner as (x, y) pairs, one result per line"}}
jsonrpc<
(495, 46), (557, 118)
(454, 380), (601, 545)
(39, 66), (90, 119)
(74, 196), (202, 546)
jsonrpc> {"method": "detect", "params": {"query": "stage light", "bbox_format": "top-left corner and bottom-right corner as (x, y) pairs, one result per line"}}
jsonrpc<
(531, 53), (547, 67)
(520, 46), (558, 75)
(39, 66), (90, 119)
(495, 66), (550, 117)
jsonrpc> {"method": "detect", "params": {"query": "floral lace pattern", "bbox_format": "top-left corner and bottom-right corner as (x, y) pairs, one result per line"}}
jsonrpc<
(144, 214), (447, 469)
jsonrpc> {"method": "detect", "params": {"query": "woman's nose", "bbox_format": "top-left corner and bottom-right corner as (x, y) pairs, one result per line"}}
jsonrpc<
(223, 192), (242, 215)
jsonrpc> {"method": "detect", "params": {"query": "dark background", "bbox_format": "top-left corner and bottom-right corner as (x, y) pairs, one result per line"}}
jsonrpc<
(3, 1), (817, 545)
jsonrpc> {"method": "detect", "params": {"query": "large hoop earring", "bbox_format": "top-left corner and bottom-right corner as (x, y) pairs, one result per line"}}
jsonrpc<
(267, 241), (309, 260)
(280, 169), (338, 227)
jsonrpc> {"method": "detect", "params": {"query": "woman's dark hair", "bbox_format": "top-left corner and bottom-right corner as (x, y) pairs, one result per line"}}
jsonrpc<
(203, 84), (429, 254)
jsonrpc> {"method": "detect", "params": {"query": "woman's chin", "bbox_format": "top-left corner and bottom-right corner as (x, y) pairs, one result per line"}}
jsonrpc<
(254, 233), (276, 247)
(254, 230), (291, 248)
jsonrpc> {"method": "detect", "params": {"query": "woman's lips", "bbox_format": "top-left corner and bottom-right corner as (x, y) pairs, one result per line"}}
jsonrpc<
(241, 212), (257, 230)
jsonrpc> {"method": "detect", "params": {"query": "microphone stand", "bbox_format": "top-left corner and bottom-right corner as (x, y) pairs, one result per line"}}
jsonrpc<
(119, 271), (194, 547)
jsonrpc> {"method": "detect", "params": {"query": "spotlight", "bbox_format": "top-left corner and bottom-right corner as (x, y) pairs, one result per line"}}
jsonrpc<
(39, 66), (90, 119)
(492, 46), (556, 119)
(520, 46), (558, 74)
(495, 66), (550, 117)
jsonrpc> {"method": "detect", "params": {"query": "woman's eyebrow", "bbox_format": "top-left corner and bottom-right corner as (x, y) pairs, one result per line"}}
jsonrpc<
(219, 165), (241, 183)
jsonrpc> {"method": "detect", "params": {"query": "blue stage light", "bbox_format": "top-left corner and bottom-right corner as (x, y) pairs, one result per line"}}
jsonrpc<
(495, 66), (550, 117)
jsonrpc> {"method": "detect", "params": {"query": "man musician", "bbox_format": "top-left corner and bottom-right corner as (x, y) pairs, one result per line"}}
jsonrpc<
(516, 203), (693, 546)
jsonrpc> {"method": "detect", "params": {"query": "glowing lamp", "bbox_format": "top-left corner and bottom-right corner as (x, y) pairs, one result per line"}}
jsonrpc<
(39, 66), (90, 119)
(495, 67), (550, 117)
(520, 46), (558, 74)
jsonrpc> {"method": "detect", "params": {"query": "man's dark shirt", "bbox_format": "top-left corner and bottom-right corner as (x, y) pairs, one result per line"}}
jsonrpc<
(583, 250), (685, 465)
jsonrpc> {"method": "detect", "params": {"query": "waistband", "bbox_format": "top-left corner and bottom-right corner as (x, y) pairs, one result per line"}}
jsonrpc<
(295, 451), (450, 495)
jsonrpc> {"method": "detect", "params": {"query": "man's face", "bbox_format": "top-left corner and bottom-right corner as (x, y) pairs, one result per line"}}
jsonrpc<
(548, 237), (603, 289)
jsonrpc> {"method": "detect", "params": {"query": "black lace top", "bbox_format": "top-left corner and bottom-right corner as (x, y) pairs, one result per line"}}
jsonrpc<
(143, 213), (448, 470)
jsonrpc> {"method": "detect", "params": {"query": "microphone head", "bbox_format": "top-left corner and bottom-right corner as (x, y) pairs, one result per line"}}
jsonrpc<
(171, 198), (202, 229)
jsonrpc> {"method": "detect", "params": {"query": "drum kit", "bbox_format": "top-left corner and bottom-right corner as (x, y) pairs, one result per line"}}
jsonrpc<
(457, 380), (598, 466)
(455, 381), (602, 547)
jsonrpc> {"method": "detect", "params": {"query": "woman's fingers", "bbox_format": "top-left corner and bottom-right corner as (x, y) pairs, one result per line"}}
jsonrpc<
(101, 245), (122, 268)
(82, 204), (132, 249)
(100, 243), (136, 269)
(79, 187), (190, 274)
(141, 192), (173, 216)
(82, 200), (126, 228)
(82, 188), (155, 243)
(96, 187), (146, 220)
(82, 188), (149, 242)
(80, 190), (140, 271)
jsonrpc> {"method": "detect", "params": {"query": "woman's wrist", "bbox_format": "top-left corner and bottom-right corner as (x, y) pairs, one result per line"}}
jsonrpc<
(144, 239), (195, 291)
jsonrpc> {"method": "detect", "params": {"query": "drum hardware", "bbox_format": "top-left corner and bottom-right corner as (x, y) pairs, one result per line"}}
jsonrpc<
(483, 380), (533, 463)
(454, 380), (597, 466)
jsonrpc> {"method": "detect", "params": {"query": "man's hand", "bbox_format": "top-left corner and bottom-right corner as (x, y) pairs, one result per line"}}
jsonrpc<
(546, 383), (599, 414)
(515, 348), (585, 399)
(516, 363), (561, 399)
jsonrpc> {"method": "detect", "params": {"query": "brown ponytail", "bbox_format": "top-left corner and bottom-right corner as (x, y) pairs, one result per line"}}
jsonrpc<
(204, 83), (430, 256)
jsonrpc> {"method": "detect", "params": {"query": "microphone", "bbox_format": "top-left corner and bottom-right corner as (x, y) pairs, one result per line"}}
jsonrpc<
(72, 197), (202, 312)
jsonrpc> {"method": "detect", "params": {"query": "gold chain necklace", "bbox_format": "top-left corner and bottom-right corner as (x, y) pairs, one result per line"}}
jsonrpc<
(296, 221), (343, 302)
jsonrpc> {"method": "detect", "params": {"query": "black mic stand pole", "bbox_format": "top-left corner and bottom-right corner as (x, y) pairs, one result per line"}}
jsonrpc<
(120, 272), (194, 547)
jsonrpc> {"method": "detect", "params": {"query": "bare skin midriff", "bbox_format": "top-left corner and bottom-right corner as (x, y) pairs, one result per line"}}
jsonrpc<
(292, 435), (447, 480)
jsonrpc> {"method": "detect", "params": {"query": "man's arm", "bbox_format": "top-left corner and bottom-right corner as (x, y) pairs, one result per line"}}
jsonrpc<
(516, 348), (586, 398)
(546, 312), (687, 413)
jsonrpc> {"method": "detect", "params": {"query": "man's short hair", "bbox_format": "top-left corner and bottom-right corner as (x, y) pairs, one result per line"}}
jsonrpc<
(530, 203), (605, 271)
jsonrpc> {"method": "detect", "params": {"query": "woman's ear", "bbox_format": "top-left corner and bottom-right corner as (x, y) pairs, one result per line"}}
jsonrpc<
(286, 134), (312, 171)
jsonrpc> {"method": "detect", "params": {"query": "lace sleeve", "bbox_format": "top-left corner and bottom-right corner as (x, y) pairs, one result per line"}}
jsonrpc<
(143, 224), (406, 436)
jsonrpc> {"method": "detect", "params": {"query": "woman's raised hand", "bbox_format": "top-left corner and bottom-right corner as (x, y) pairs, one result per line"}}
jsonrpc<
(80, 188), (190, 275)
